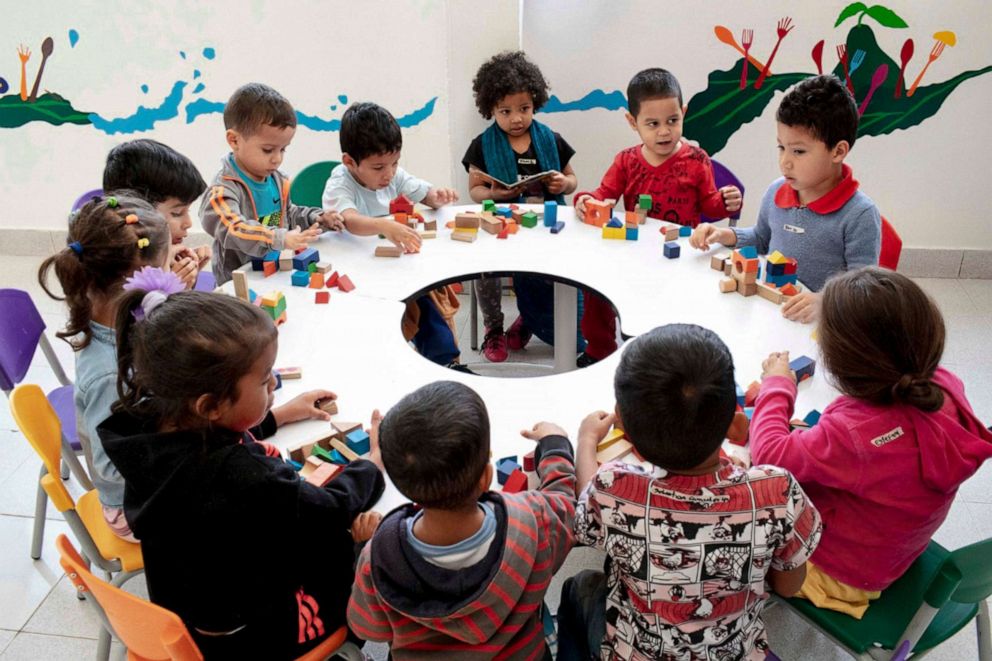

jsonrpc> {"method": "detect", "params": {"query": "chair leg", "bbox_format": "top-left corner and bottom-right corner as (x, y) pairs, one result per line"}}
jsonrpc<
(978, 600), (991, 661)
(95, 626), (112, 661)
(470, 281), (479, 350)
(60, 460), (70, 480)
(31, 465), (48, 560)
(61, 443), (94, 490)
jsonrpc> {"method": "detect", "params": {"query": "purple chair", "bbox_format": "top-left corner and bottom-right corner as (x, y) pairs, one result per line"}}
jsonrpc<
(700, 159), (746, 227)
(70, 188), (104, 213)
(193, 270), (216, 292)
(0, 289), (93, 559)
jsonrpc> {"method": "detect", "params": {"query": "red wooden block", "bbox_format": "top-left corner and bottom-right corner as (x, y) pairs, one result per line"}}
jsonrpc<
(262, 261), (277, 277)
(326, 271), (339, 288)
(502, 469), (528, 494)
(784, 260), (798, 275)
(745, 381), (761, 407)
(523, 451), (535, 472)
(314, 291), (330, 304)
(305, 462), (341, 487)
(337, 274), (355, 292)
(497, 228), (508, 239)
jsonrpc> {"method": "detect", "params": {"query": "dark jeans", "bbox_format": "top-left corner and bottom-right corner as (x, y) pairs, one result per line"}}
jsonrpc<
(557, 570), (607, 661)
(412, 295), (459, 366)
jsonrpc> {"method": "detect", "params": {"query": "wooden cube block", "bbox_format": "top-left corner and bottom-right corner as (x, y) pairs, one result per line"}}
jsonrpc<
(756, 282), (784, 304)
(502, 469), (528, 494)
(711, 252), (731, 271)
(314, 291), (330, 304)
(481, 217), (503, 235)
(455, 212), (482, 229)
(317, 398), (338, 415)
(262, 261), (277, 277)
(315, 261), (333, 274)
(739, 282), (758, 297)
(375, 245), (403, 258)
(275, 366), (302, 380)
(452, 230), (477, 243)
(309, 272), (324, 288)
(423, 219), (437, 231)
(719, 278), (737, 293)
(419, 230), (437, 239)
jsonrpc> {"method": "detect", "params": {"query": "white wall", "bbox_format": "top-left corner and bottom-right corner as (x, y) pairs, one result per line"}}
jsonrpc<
(523, 1), (992, 250)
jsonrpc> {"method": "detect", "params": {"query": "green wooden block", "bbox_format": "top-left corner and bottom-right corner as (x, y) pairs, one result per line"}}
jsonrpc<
(311, 444), (335, 463)
(521, 211), (538, 228)
(638, 194), (652, 210)
(307, 262), (318, 273)
(482, 199), (496, 212)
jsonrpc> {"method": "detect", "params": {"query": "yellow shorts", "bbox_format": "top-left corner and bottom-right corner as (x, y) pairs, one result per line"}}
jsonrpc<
(795, 561), (881, 619)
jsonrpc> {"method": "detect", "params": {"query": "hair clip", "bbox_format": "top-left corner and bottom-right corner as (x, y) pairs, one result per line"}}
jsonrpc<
(124, 213), (139, 225)
(68, 241), (83, 255)
(137, 238), (150, 249)
(106, 196), (118, 208)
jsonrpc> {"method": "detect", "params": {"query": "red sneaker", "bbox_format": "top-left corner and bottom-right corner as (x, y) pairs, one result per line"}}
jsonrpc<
(506, 316), (532, 350)
(481, 327), (508, 363)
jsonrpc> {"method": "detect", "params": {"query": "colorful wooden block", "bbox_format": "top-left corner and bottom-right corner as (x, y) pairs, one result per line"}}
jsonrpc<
(262, 260), (277, 277)
(663, 242), (680, 258)
(337, 274), (355, 292)
(606, 216), (624, 229)
(597, 428), (627, 452)
(503, 469), (528, 494)
(292, 247), (319, 272)
(375, 245), (403, 257)
(389, 194), (414, 215)
(452, 230), (477, 243)
(767, 250), (788, 265)
(638, 194), (652, 210)
(585, 199), (612, 227)
(803, 409), (822, 426)
(523, 451), (536, 472)
(735, 383), (746, 407)
(345, 429), (371, 455)
(309, 272), (325, 288)
(625, 227), (639, 241)
(780, 283), (799, 297)
(544, 201), (558, 226)
(550, 221), (565, 234)
(290, 270), (310, 287)
(315, 291), (329, 304)
(506, 222), (519, 234)
(497, 458), (521, 485)
(677, 225), (691, 237)
(790, 355), (816, 382)
(326, 271), (339, 288)
(482, 199), (496, 212)
(497, 228), (509, 239)
(521, 212), (538, 228)
(602, 226), (625, 240)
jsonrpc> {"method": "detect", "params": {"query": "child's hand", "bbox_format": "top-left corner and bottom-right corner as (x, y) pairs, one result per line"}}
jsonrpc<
(489, 181), (523, 201)
(318, 210), (346, 231)
(573, 194), (590, 221)
(690, 224), (735, 251)
(271, 389), (337, 426)
(350, 510), (383, 543)
(424, 187), (459, 207)
(577, 410), (617, 451)
(193, 245), (212, 268)
(285, 225), (323, 251)
(170, 247), (199, 289)
(720, 185), (743, 213)
(761, 351), (797, 383)
(367, 409), (384, 470)
(381, 220), (422, 253)
(782, 291), (820, 324)
(545, 171), (568, 195)
(520, 421), (568, 441)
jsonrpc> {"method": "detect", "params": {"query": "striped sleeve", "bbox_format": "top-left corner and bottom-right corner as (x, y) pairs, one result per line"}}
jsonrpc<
(200, 184), (285, 256)
(532, 436), (577, 568)
(347, 545), (394, 643)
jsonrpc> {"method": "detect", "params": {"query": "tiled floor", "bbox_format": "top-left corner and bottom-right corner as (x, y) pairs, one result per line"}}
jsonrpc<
(1, 256), (990, 659)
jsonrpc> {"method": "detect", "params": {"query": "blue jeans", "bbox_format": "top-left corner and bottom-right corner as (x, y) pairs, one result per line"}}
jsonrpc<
(412, 295), (459, 366)
(557, 570), (607, 661)
(513, 274), (586, 352)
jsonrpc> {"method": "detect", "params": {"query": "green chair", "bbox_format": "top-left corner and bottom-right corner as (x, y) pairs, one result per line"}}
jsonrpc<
(776, 538), (992, 660)
(289, 160), (340, 207)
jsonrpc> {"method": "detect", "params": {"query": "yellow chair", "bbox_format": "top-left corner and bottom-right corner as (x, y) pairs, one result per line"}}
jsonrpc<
(58, 533), (357, 661)
(10, 384), (143, 661)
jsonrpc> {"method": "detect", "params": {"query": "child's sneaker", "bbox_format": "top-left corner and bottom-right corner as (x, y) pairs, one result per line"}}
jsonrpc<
(506, 315), (532, 350)
(481, 327), (508, 363)
(576, 352), (600, 368)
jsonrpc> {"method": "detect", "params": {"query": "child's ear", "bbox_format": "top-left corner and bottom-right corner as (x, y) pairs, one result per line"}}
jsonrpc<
(726, 410), (749, 446)
(341, 153), (357, 169)
(225, 129), (240, 151)
(193, 393), (223, 422)
(613, 403), (624, 431)
(625, 112), (638, 131)
(831, 140), (850, 163)
(479, 463), (494, 492)
(682, 104), (688, 118)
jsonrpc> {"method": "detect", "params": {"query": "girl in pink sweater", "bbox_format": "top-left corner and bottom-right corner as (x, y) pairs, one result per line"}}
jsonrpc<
(751, 266), (992, 618)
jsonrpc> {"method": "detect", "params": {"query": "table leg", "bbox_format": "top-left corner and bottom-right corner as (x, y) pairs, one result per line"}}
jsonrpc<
(470, 281), (479, 350)
(554, 281), (577, 373)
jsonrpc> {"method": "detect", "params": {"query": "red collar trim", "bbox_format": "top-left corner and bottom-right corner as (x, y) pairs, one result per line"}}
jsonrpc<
(774, 164), (859, 213)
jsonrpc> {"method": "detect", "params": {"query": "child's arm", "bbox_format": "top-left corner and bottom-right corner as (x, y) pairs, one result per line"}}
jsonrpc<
(696, 152), (743, 220)
(169, 245), (199, 290)
(844, 206), (883, 270)
(769, 474), (822, 595)
(341, 210), (422, 253)
(270, 389), (338, 426)
(200, 184), (320, 255)
(575, 410), (616, 493)
(421, 186), (459, 208)
(520, 422), (577, 570)
(545, 163), (578, 197)
(348, 545), (394, 643)
(467, 167), (523, 203)
(573, 152), (627, 220)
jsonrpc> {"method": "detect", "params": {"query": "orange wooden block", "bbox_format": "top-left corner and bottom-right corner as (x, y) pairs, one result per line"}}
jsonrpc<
(780, 283), (799, 297)
(585, 200), (612, 227)
(262, 261), (277, 277)
(506, 222), (519, 234)
(394, 212), (408, 224)
(309, 272), (324, 288)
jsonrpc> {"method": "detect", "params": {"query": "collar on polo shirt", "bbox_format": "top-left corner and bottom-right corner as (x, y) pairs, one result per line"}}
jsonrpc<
(774, 163), (859, 214)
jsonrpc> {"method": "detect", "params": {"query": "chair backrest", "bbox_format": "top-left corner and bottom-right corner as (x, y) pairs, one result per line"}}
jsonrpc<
(880, 215), (902, 270)
(939, 537), (992, 605)
(9, 384), (75, 511)
(192, 270), (216, 292)
(701, 159), (745, 223)
(71, 188), (105, 213)
(289, 161), (340, 207)
(57, 534), (203, 661)
(0, 289), (48, 391)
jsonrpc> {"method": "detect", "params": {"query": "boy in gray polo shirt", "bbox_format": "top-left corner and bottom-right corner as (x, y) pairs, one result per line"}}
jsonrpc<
(690, 75), (881, 323)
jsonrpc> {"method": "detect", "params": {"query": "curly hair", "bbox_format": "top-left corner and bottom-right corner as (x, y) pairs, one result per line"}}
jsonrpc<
(777, 74), (859, 149)
(472, 51), (550, 119)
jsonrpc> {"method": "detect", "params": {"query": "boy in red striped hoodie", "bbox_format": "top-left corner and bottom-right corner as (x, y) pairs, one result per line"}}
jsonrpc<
(348, 380), (576, 659)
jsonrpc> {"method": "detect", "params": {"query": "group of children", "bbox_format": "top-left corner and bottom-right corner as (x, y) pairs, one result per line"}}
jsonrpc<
(32, 48), (992, 660)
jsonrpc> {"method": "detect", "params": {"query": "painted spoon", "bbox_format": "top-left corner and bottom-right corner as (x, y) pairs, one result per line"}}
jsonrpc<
(859, 64), (889, 116)
(714, 26), (767, 73)
(28, 37), (54, 103)
(811, 40), (825, 75)
(894, 38), (914, 99)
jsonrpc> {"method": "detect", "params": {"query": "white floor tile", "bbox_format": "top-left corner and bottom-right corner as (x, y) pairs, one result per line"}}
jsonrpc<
(0, 631), (14, 656)
(0, 631), (123, 661)
(0, 450), (86, 520)
(914, 278), (982, 317)
(942, 315), (992, 369)
(0, 516), (70, 630)
(961, 279), (992, 314)
(22, 576), (102, 640)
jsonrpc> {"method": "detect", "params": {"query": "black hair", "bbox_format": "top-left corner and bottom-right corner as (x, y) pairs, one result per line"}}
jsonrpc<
(223, 83), (297, 136)
(38, 193), (170, 350)
(339, 102), (403, 164)
(614, 324), (736, 470)
(627, 68), (683, 117)
(777, 74), (859, 148)
(114, 290), (277, 429)
(379, 381), (491, 510)
(472, 51), (551, 119)
(103, 139), (207, 205)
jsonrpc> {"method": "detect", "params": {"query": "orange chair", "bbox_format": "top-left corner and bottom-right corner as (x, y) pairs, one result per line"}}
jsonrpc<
(58, 534), (358, 661)
(880, 215), (903, 270)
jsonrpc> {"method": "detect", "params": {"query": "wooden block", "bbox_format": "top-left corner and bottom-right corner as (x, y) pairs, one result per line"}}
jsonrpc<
(452, 230), (477, 243)
(719, 278), (738, 293)
(550, 221), (565, 234)
(790, 355), (817, 382)
(289, 442), (317, 464)
(497, 228), (508, 240)
(597, 439), (633, 464)
(275, 366), (302, 380)
(455, 212), (482, 229)
(663, 226), (680, 242)
(375, 245), (403, 258)
(780, 283), (799, 297)
(317, 398), (338, 415)
(506, 222), (519, 234)
(745, 381), (761, 407)
(523, 450), (535, 472)
(739, 282), (758, 297)
(711, 252), (731, 271)
(394, 212), (408, 225)
(326, 271), (339, 288)
(262, 260), (277, 277)
(419, 230), (437, 239)
(306, 462), (341, 487)
(337, 275), (355, 292)
(597, 428), (626, 452)
(502, 469), (528, 494)
(315, 261), (332, 274)
(279, 249), (294, 271)
(756, 282), (784, 304)
(423, 219), (437, 231)
(332, 421), (363, 438)
(480, 217), (503, 235)
(232, 270), (249, 301)
(724, 261), (732, 276)
(306, 455), (325, 469)
(315, 291), (329, 304)
(329, 438), (360, 462)
(309, 272), (325, 289)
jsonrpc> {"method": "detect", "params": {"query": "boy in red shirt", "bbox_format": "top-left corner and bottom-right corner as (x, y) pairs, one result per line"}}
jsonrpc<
(572, 69), (742, 366)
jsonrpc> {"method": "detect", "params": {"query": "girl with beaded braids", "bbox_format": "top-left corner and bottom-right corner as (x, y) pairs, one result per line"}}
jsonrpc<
(750, 266), (992, 619)
(37, 193), (171, 540)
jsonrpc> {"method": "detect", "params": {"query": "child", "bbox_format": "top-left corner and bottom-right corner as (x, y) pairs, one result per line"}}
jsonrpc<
(38, 195), (171, 540)
(560, 324), (821, 660)
(750, 267), (992, 618)
(200, 83), (344, 284)
(690, 74), (881, 324)
(322, 102), (467, 371)
(103, 138), (210, 289)
(100, 284), (386, 659)
(348, 380), (576, 658)
(463, 51), (579, 363)
(574, 68), (742, 366)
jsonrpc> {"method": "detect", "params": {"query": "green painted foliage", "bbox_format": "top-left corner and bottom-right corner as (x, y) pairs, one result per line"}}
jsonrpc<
(0, 93), (91, 128)
(835, 2), (867, 27)
(863, 5), (908, 28)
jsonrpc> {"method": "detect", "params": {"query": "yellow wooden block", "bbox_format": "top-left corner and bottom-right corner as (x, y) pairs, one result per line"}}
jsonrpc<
(767, 250), (788, 264)
(602, 226), (626, 240)
(597, 428), (626, 452)
(597, 439), (634, 464)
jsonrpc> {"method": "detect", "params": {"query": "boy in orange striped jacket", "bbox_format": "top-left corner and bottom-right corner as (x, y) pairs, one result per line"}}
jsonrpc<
(348, 381), (576, 660)
(200, 83), (343, 283)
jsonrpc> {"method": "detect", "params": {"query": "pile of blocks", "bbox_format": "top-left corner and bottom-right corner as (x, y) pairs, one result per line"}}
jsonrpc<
(496, 455), (528, 493)
(603, 210), (640, 241)
(597, 427), (633, 464)
(389, 195), (436, 234)
(259, 291), (287, 325)
(711, 247), (803, 305)
(288, 421), (371, 487)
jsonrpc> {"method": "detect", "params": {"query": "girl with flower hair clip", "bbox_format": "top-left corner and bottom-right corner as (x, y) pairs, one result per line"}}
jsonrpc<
(99, 284), (385, 659)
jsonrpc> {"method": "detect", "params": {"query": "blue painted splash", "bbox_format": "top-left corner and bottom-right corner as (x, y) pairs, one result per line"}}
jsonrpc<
(337, 94), (347, 104)
(0, 78), (8, 94)
(541, 89), (628, 113)
(89, 81), (187, 134)
(185, 98), (225, 123)
(330, 105), (337, 110)
(193, 69), (201, 79)
(140, 84), (148, 94)
(203, 47), (215, 60)
(68, 29), (79, 48)
(179, 51), (186, 59)
(193, 82), (205, 94)
(298, 97), (436, 131)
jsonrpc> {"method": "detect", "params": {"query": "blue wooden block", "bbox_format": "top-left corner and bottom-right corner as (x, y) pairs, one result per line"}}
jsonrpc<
(550, 221), (565, 234)
(329, 449), (349, 464)
(498, 455), (518, 466)
(735, 383), (745, 407)
(264, 249), (281, 263)
(790, 355), (816, 382)
(292, 247), (319, 271)
(768, 262), (786, 276)
(606, 216), (624, 228)
(678, 225), (692, 237)
(288, 460), (303, 471)
(273, 372), (282, 390)
(738, 245), (759, 259)
(496, 207), (513, 218)
(803, 409), (822, 426)
(345, 429), (371, 455)
(250, 256), (266, 271)
(291, 270), (311, 287)
(663, 242), (680, 259)
(744, 406), (755, 421)
(497, 458), (521, 485)
(544, 201), (558, 227)
(248, 289), (258, 303)
(625, 227), (639, 241)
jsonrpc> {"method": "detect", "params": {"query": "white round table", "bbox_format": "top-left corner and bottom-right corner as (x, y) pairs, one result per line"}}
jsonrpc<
(231, 205), (837, 511)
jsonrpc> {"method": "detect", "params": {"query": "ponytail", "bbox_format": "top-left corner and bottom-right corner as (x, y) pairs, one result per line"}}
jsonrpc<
(891, 374), (945, 413)
(113, 288), (150, 416)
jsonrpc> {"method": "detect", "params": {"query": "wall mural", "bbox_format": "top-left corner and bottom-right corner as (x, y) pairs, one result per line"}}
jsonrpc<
(0, 32), (437, 134)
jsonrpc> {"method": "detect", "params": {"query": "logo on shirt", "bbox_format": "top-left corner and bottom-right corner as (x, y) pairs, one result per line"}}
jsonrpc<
(260, 210), (283, 228)
(870, 426), (905, 447)
(783, 224), (805, 234)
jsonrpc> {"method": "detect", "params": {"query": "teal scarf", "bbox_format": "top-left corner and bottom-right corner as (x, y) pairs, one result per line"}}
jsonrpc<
(481, 120), (563, 204)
